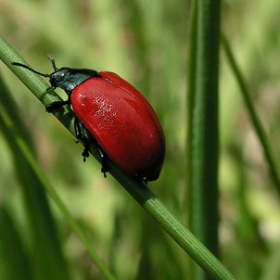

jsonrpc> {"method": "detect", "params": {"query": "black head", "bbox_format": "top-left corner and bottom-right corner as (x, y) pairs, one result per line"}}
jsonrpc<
(12, 56), (100, 95)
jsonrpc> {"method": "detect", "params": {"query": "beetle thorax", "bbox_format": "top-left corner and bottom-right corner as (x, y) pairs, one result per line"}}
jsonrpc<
(49, 68), (76, 94)
(49, 67), (100, 95)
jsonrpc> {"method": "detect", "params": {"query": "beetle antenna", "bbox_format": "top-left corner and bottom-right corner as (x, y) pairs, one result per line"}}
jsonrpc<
(11, 62), (50, 77)
(47, 55), (58, 71)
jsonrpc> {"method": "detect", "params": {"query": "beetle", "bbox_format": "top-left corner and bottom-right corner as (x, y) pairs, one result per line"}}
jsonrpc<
(12, 56), (165, 181)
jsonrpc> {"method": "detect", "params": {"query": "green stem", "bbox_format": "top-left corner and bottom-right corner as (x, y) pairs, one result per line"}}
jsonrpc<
(188, 0), (221, 278)
(221, 33), (280, 195)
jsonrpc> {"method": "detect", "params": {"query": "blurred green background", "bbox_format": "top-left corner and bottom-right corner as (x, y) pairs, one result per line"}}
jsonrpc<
(1, 0), (280, 279)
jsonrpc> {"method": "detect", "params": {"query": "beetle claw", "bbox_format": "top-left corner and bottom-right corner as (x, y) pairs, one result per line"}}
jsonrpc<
(101, 166), (107, 178)
(82, 148), (90, 162)
(97, 146), (108, 177)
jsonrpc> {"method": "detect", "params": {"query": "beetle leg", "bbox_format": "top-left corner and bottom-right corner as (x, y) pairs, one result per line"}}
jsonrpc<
(74, 117), (108, 177)
(74, 117), (90, 161)
(81, 145), (90, 162)
(96, 146), (108, 178)
(74, 116), (84, 141)
(45, 100), (69, 113)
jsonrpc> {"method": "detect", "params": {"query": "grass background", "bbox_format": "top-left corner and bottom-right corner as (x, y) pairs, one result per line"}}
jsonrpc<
(0, 0), (280, 279)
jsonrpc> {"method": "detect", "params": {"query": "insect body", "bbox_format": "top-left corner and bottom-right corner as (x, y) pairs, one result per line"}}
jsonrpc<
(12, 57), (165, 181)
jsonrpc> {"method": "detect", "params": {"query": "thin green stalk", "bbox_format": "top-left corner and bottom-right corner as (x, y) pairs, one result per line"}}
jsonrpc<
(5, 121), (116, 280)
(0, 78), (70, 280)
(188, 0), (221, 279)
(221, 33), (280, 195)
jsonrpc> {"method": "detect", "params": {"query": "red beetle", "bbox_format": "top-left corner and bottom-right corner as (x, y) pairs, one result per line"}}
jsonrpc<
(12, 56), (165, 181)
